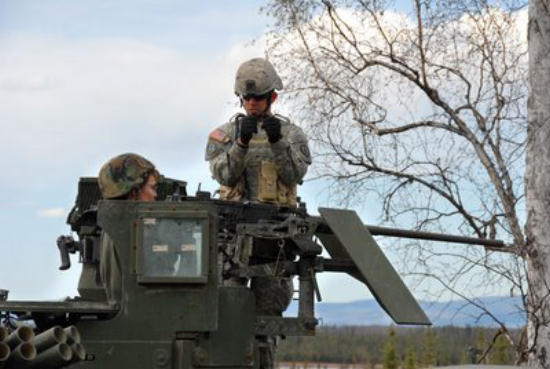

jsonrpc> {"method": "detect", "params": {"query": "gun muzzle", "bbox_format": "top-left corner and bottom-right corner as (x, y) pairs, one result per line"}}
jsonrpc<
(0, 342), (10, 369)
(7, 342), (36, 367)
(29, 343), (72, 369)
(5, 326), (34, 349)
(34, 326), (67, 353)
(64, 326), (81, 345)
(0, 326), (8, 342)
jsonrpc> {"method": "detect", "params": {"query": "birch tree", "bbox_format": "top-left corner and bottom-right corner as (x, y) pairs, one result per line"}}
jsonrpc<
(263, 0), (529, 361)
(526, 0), (550, 367)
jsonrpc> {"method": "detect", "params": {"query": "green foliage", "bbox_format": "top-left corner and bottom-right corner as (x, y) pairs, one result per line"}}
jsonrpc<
(421, 328), (438, 368)
(490, 334), (513, 364)
(276, 326), (521, 366)
(383, 327), (398, 369)
(405, 347), (417, 369)
(460, 351), (468, 365)
(476, 329), (487, 364)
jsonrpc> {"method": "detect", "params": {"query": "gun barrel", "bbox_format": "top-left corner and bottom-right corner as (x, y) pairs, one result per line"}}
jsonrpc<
(365, 225), (506, 248)
(313, 217), (505, 248)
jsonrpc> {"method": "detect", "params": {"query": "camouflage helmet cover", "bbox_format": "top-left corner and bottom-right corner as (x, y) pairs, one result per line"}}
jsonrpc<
(234, 57), (283, 96)
(98, 153), (158, 199)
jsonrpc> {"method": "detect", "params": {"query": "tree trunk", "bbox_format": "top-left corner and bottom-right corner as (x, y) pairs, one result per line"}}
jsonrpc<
(526, 1), (550, 368)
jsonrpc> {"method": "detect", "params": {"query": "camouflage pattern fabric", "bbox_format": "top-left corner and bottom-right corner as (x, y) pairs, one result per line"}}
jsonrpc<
(207, 113), (309, 369)
(98, 153), (158, 199)
(234, 58), (283, 96)
(205, 114), (311, 203)
(251, 275), (293, 316)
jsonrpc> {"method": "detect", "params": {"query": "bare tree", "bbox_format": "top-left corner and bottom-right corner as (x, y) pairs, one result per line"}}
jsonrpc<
(263, 0), (529, 361)
(526, 0), (550, 367)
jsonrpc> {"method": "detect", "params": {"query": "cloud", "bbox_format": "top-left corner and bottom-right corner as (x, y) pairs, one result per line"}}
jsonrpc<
(0, 34), (266, 189)
(0, 6), (361, 302)
(37, 208), (66, 218)
(0, 25), (270, 300)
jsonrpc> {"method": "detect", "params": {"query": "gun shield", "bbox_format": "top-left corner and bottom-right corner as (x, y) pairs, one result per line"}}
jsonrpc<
(5, 326), (34, 349)
(317, 207), (431, 325)
(34, 326), (67, 353)
(0, 342), (10, 369)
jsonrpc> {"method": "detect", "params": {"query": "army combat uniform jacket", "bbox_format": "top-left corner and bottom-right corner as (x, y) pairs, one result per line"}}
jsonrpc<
(205, 114), (311, 205)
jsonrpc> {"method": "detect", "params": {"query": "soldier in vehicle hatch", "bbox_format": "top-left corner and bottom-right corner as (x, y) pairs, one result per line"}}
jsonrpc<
(96, 153), (160, 303)
(205, 58), (312, 368)
(205, 57), (312, 205)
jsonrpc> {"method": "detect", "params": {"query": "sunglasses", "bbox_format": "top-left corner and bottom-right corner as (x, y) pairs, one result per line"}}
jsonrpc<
(242, 93), (269, 101)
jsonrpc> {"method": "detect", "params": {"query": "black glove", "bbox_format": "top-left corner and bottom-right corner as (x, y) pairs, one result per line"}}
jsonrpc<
(239, 115), (258, 146)
(263, 116), (282, 143)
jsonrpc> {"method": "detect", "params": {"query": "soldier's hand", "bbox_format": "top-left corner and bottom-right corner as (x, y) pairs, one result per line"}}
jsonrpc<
(239, 116), (258, 146)
(263, 116), (282, 143)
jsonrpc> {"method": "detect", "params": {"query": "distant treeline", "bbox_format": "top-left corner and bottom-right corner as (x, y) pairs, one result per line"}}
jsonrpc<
(276, 325), (521, 367)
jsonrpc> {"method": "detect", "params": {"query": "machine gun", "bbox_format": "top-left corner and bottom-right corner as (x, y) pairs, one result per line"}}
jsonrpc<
(0, 177), (506, 369)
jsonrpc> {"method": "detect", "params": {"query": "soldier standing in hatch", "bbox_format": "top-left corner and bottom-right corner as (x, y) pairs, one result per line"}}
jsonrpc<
(205, 57), (311, 205)
(205, 58), (312, 368)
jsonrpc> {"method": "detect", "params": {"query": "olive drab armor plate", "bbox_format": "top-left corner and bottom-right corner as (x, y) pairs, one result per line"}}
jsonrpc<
(317, 208), (430, 325)
(1, 175), (453, 368)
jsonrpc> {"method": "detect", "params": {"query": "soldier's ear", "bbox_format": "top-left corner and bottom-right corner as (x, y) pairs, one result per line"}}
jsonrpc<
(270, 91), (278, 103)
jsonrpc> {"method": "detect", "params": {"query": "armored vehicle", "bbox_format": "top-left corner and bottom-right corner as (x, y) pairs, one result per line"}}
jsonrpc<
(0, 177), (504, 368)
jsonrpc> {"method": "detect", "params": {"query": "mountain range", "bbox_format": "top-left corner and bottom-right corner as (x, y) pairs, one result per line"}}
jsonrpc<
(285, 296), (526, 327)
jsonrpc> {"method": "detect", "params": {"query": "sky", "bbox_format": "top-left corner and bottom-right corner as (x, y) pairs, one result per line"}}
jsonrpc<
(0, 1), (518, 310)
(0, 0), (379, 303)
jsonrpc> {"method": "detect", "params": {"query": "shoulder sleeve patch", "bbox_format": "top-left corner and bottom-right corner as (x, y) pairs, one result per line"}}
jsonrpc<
(205, 140), (224, 161)
(299, 143), (312, 164)
(209, 129), (230, 143)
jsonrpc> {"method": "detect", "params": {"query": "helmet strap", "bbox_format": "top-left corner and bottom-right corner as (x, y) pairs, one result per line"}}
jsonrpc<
(262, 91), (274, 117)
(237, 93), (243, 108)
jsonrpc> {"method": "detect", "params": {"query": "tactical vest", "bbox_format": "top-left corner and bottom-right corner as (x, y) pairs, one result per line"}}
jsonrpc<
(220, 133), (297, 207)
(219, 173), (297, 206)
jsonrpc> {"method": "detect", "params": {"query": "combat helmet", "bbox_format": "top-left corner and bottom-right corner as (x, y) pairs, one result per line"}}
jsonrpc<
(98, 153), (159, 199)
(234, 58), (283, 96)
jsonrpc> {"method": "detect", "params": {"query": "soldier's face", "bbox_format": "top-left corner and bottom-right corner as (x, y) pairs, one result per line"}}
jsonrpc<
(242, 92), (278, 117)
(137, 174), (158, 202)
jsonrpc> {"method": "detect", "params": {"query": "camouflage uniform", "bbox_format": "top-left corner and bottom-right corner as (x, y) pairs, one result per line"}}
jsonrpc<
(206, 58), (312, 369)
(206, 114), (310, 368)
(205, 112), (311, 311)
(205, 113), (311, 204)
